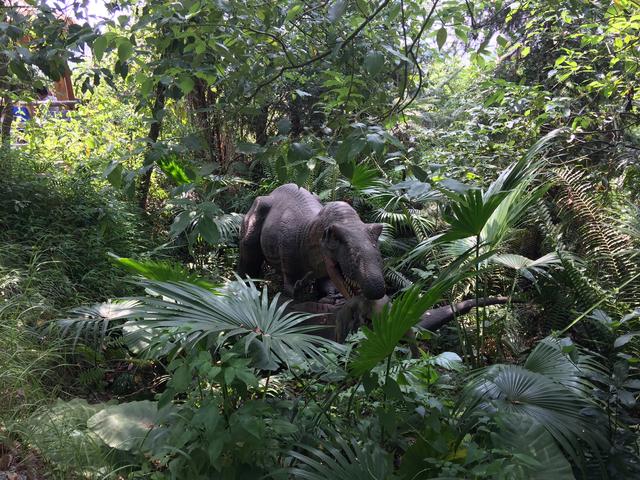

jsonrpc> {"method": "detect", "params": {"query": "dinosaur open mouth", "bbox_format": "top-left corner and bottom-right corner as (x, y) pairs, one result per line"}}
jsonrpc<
(324, 256), (360, 299)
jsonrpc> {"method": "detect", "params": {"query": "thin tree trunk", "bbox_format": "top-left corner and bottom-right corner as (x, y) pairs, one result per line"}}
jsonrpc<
(1, 98), (13, 148)
(139, 84), (165, 210)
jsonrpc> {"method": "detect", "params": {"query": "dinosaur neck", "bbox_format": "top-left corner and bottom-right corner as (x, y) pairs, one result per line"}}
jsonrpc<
(304, 218), (327, 275)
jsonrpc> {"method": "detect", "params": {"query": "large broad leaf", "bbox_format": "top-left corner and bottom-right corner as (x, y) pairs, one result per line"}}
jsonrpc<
(491, 252), (561, 281)
(492, 415), (575, 480)
(523, 337), (600, 397)
(87, 400), (158, 451)
(25, 399), (107, 470)
(364, 51), (384, 75)
(92, 34), (109, 62)
(197, 216), (221, 244)
(328, 0), (347, 22)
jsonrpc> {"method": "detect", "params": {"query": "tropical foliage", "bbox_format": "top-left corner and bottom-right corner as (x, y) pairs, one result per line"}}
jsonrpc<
(1, 0), (639, 479)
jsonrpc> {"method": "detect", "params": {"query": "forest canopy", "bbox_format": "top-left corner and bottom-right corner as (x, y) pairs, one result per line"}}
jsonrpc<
(1, 0), (640, 478)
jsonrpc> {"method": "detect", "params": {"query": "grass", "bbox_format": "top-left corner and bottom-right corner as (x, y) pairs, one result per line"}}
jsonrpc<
(0, 149), (157, 477)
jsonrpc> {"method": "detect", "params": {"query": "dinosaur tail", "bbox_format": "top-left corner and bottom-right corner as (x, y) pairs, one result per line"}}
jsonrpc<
(417, 297), (512, 331)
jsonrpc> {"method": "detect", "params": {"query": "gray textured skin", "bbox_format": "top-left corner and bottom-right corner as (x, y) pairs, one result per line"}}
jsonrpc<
(239, 184), (386, 300)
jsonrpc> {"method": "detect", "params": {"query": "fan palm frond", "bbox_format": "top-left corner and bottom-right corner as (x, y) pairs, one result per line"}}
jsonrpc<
(405, 154), (549, 267)
(285, 436), (395, 480)
(523, 337), (603, 397)
(57, 300), (139, 348)
(491, 416), (574, 480)
(126, 279), (342, 368)
(459, 337), (608, 468)
(491, 252), (562, 281)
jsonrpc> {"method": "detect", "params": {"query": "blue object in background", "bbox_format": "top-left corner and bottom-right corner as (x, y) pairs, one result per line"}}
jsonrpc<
(12, 106), (31, 122)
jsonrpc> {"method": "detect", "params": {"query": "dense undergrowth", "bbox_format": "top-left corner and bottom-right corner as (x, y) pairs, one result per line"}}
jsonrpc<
(2, 0), (640, 479)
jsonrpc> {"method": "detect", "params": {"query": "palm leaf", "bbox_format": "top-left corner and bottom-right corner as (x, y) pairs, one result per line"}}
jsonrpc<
(485, 127), (565, 198)
(523, 338), (601, 397)
(57, 300), (139, 348)
(440, 189), (507, 241)
(491, 252), (561, 281)
(110, 254), (217, 289)
(126, 279), (342, 368)
(460, 364), (605, 464)
(350, 254), (476, 376)
(285, 436), (395, 480)
(492, 415), (575, 480)
(459, 337), (609, 468)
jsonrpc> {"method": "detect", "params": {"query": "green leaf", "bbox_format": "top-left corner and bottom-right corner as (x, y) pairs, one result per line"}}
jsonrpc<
(349, 163), (378, 190)
(236, 142), (264, 154)
(9, 60), (29, 81)
(364, 51), (384, 76)
(382, 377), (403, 400)
(351, 281), (453, 376)
(335, 138), (366, 164)
(286, 3), (303, 21)
(338, 160), (355, 178)
(93, 35), (108, 62)
(287, 436), (394, 479)
(171, 364), (192, 391)
(125, 279), (343, 366)
(110, 255), (217, 289)
(198, 216), (220, 245)
(614, 332), (640, 349)
(289, 142), (314, 161)
(87, 401), (158, 451)
(328, 0), (347, 22)
(437, 27), (447, 50)
(277, 117), (292, 134)
(117, 38), (133, 62)
(178, 75), (195, 95)
(104, 161), (123, 188)
(157, 156), (195, 185)
(492, 417), (574, 479)
(208, 435), (225, 464)
(170, 211), (195, 237)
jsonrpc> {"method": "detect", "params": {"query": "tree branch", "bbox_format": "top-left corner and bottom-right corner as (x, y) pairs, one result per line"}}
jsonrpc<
(247, 0), (392, 101)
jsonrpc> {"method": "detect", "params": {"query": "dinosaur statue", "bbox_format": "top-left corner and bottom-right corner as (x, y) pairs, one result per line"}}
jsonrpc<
(239, 183), (386, 301)
(239, 183), (514, 342)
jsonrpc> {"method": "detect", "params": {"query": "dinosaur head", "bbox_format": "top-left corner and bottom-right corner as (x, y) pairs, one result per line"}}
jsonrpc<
(318, 202), (386, 300)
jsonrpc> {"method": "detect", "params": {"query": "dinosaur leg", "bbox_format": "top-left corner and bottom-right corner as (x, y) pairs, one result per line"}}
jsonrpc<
(238, 196), (271, 277)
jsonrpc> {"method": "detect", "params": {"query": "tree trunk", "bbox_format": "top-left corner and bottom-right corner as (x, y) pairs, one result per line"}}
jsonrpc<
(289, 95), (303, 138)
(139, 84), (165, 210)
(254, 104), (269, 145)
(1, 98), (13, 148)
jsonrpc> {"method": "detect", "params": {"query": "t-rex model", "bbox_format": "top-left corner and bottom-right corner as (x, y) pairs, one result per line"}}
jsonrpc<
(239, 184), (514, 342)
(239, 183), (386, 301)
